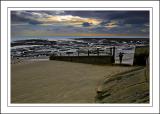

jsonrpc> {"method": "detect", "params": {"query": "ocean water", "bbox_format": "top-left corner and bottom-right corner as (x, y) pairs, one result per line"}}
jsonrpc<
(11, 35), (148, 42)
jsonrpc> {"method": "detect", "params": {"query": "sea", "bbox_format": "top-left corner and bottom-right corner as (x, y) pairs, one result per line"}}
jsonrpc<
(11, 36), (148, 65)
(11, 35), (148, 42)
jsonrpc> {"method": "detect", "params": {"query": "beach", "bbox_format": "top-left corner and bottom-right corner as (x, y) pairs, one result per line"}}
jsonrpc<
(11, 60), (136, 103)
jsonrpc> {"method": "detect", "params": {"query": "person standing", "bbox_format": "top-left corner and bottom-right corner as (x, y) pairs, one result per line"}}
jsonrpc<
(119, 52), (124, 64)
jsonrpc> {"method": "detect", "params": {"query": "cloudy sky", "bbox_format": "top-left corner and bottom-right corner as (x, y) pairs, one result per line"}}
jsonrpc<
(11, 10), (149, 39)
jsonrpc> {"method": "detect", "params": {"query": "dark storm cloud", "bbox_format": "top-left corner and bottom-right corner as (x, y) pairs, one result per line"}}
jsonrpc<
(28, 20), (42, 25)
(65, 11), (102, 18)
(96, 11), (149, 24)
(123, 17), (149, 24)
(65, 11), (148, 18)
(105, 11), (149, 25)
(107, 11), (149, 19)
(12, 10), (149, 26)
(11, 12), (29, 23)
(65, 11), (149, 35)
(82, 22), (92, 27)
(11, 11), (43, 25)
(11, 10), (149, 37)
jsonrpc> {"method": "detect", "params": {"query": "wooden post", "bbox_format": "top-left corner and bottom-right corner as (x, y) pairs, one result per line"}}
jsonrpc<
(112, 47), (115, 63)
(97, 48), (99, 56)
(78, 49), (79, 56)
(110, 47), (112, 56)
(145, 57), (149, 82)
(113, 47), (115, 56)
(88, 49), (90, 56)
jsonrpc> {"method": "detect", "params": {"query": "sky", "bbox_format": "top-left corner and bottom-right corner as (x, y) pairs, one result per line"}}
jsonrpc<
(11, 10), (149, 39)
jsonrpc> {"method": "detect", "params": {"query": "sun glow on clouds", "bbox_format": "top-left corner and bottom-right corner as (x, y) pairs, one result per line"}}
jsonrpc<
(105, 20), (119, 29)
(11, 11), (149, 38)
(38, 15), (102, 27)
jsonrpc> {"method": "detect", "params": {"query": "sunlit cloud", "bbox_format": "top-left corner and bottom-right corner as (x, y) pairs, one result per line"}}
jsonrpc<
(38, 15), (102, 27)
(11, 11), (149, 38)
(105, 20), (119, 29)
(12, 11), (102, 27)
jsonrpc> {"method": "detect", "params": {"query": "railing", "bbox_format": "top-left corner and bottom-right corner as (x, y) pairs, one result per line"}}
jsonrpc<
(50, 46), (149, 66)
(52, 47), (115, 57)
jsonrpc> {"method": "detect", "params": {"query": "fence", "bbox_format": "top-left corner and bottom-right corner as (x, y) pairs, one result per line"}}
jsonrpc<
(50, 46), (149, 65)
(52, 47), (115, 57)
(50, 47), (115, 65)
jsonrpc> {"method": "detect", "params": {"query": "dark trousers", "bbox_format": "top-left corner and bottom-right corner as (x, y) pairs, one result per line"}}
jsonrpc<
(119, 57), (122, 64)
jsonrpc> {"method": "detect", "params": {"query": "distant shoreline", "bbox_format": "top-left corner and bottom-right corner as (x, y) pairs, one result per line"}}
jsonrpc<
(11, 36), (149, 42)
(11, 37), (149, 43)
(73, 37), (149, 41)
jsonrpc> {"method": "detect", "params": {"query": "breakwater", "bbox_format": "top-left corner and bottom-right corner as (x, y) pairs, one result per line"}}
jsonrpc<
(50, 46), (149, 65)
(50, 56), (114, 64)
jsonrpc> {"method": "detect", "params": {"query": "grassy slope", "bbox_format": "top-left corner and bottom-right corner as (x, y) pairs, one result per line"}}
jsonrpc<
(95, 67), (149, 103)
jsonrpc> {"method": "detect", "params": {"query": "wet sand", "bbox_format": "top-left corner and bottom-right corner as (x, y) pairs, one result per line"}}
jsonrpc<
(11, 60), (136, 103)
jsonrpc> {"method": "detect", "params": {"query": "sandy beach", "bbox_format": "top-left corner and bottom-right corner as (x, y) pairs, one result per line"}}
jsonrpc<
(11, 60), (136, 103)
